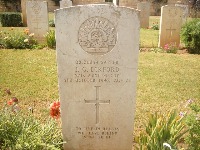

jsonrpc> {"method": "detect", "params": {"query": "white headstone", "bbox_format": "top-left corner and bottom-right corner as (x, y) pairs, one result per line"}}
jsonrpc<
(55, 4), (140, 150)
(137, 2), (150, 28)
(158, 5), (183, 48)
(60, 0), (72, 8)
(26, 1), (49, 43)
(113, 0), (117, 5)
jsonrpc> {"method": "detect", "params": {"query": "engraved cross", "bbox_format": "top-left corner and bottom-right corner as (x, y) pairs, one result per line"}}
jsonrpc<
(84, 86), (110, 124)
(166, 25), (176, 39)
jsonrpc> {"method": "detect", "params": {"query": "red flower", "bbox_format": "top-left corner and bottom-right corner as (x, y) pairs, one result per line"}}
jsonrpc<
(7, 97), (19, 106)
(50, 101), (60, 119)
(7, 100), (13, 105)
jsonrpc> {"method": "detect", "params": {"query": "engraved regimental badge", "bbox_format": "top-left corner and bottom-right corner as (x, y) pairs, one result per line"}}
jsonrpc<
(78, 17), (117, 55)
(32, 2), (42, 15)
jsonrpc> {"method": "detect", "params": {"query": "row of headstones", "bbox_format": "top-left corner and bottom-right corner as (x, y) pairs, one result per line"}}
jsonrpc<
(60, 0), (189, 28)
(24, 1), (186, 150)
(25, 0), (186, 48)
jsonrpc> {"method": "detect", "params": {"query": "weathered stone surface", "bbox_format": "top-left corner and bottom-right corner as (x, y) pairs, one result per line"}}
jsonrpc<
(55, 4), (140, 150)
(175, 3), (189, 23)
(26, 1), (49, 43)
(158, 5), (183, 48)
(137, 2), (150, 28)
(60, 0), (72, 8)
(73, 0), (105, 5)
(119, 0), (139, 8)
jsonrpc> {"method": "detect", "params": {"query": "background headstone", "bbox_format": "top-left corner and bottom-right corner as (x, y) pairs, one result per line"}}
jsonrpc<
(55, 4), (140, 150)
(26, 1), (49, 43)
(113, 0), (117, 5)
(158, 5), (183, 48)
(167, 0), (176, 6)
(73, 0), (105, 5)
(21, 0), (27, 26)
(175, 3), (189, 23)
(119, 0), (139, 8)
(60, 0), (72, 8)
(137, 2), (150, 28)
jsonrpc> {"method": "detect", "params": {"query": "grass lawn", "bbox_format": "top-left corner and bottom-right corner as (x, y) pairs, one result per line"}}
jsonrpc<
(140, 28), (159, 47)
(135, 52), (200, 128)
(140, 16), (160, 48)
(1, 49), (200, 130)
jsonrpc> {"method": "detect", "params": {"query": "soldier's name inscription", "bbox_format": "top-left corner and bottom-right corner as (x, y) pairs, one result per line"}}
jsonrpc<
(65, 59), (132, 83)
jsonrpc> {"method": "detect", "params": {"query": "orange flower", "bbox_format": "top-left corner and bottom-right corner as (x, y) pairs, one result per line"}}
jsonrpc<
(24, 28), (29, 35)
(50, 101), (60, 119)
(7, 100), (13, 105)
(7, 97), (19, 106)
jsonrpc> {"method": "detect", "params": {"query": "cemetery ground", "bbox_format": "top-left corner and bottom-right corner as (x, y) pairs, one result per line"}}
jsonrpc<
(0, 16), (200, 149)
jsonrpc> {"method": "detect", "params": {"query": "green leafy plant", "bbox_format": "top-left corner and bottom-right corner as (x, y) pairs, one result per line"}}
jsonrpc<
(181, 19), (200, 54)
(0, 12), (23, 27)
(0, 98), (63, 150)
(185, 101), (200, 150)
(45, 30), (56, 49)
(49, 20), (55, 27)
(0, 0), (20, 5)
(134, 110), (188, 150)
(0, 28), (38, 49)
(150, 22), (159, 30)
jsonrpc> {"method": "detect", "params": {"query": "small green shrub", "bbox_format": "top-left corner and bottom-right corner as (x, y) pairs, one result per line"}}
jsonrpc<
(45, 30), (56, 49)
(181, 19), (200, 54)
(134, 110), (188, 150)
(0, 28), (38, 49)
(185, 102), (200, 150)
(0, 12), (23, 27)
(0, 100), (63, 149)
(150, 22), (159, 30)
(49, 20), (55, 27)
